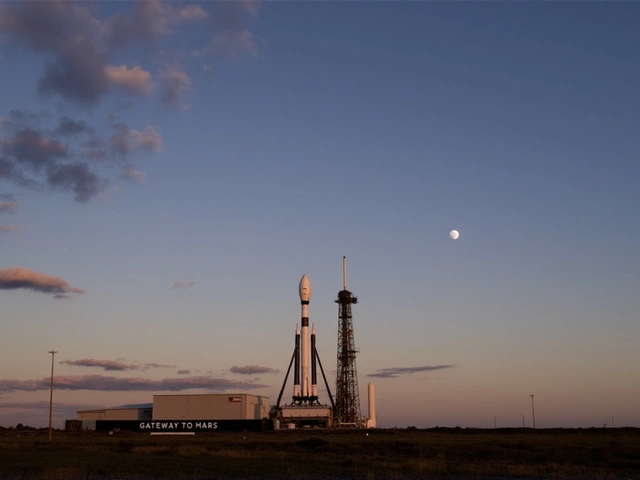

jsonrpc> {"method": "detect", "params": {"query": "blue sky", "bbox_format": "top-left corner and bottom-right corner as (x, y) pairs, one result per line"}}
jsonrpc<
(0, 1), (639, 429)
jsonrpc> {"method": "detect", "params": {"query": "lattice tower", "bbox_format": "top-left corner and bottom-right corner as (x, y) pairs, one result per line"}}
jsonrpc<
(335, 257), (361, 426)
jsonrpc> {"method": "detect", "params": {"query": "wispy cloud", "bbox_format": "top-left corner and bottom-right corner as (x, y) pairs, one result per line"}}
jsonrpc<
(105, 1), (208, 50)
(121, 164), (146, 184)
(61, 359), (176, 372)
(109, 124), (162, 156)
(0, 267), (83, 298)
(230, 365), (279, 375)
(172, 280), (195, 289)
(0, 375), (268, 392)
(367, 365), (456, 379)
(159, 66), (190, 109)
(0, 224), (26, 235)
(61, 359), (135, 371)
(0, 193), (19, 214)
(177, 369), (191, 375)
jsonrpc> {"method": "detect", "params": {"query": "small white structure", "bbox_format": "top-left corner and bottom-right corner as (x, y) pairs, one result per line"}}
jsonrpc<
(366, 382), (376, 428)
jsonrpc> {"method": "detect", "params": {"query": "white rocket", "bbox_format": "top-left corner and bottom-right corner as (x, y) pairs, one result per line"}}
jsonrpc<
(291, 274), (319, 403)
(299, 275), (311, 399)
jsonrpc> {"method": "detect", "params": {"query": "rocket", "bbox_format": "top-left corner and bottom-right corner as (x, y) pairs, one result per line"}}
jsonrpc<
(299, 275), (311, 399)
(279, 273), (329, 408)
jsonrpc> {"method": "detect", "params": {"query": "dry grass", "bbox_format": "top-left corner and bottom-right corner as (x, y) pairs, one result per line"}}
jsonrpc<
(0, 427), (639, 479)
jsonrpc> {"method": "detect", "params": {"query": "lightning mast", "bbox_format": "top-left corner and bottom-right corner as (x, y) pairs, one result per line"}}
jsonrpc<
(335, 256), (361, 426)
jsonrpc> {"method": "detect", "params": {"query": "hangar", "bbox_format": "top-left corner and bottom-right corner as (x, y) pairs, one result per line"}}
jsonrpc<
(74, 394), (270, 433)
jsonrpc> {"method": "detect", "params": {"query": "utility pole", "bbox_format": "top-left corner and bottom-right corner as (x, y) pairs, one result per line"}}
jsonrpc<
(48, 350), (57, 441)
(522, 414), (525, 428)
(493, 415), (497, 428)
(530, 394), (536, 429)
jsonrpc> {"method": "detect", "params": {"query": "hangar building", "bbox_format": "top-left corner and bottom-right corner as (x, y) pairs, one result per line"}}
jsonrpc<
(74, 394), (269, 433)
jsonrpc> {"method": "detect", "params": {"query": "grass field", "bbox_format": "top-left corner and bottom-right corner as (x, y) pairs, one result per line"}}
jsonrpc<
(1, 427), (639, 479)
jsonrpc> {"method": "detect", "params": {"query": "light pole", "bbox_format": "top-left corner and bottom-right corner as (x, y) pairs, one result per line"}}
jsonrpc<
(522, 414), (525, 428)
(530, 394), (536, 429)
(48, 350), (57, 441)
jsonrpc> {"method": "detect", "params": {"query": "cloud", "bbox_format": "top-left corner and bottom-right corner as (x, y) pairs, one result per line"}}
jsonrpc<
(1, 128), (69, 170)
(47, 162), (106, 202)
(172, 281), (195, 289)
(0, 113), (103, 200)
(0, 224), (27, 235)
(159, 66), (190, 108)
(105, 1), (208, 50)
(0, 1), (262, 107)
(210, 29), (260, 58)
(0, 194), (18, 215)
(104, 65), (153, 95)
(54, 116), (94, 137)
(177, 369), (191, 375)
(53, 293), (71, 300)
(121, 164), (146, 184)
(0, 267), (84, 298)
(367, 365), (456, 379)
(0, 111), (159, 202)
(0, 375), (268, 392)
(178, 5), (209, 21)
(0, 1), (110, 105)
(230, 365), (279, 375)
(142, 363), (175, 370)
(109, 124), (162, 156)
(0, 1), (158, 106)
(61, 359), (136, 371)
(192, 1), (263, 58)
(60, 359), (176, 372)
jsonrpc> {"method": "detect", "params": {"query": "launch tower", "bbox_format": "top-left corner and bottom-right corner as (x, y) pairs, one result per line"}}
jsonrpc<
(335, 256), (361, 426)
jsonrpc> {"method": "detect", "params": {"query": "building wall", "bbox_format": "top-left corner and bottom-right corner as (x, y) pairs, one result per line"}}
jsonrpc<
(105, 408), (150, 421)
(77, 410), (106, 421)
(153, 394), (269, 420)
(246, 396), (269, 420)
(77, 407), (151, 425)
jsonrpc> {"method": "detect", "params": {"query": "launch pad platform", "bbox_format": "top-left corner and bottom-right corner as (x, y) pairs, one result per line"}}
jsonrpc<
(274, 405), (334, 428)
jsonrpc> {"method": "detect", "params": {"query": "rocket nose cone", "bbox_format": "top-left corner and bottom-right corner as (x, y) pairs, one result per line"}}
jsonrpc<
(299, 274), (312, 302)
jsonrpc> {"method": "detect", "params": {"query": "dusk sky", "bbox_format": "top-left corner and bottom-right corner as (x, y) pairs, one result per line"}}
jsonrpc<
(1, 1), (639, 429)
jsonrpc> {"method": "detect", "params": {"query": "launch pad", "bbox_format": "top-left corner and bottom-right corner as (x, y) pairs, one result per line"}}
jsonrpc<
(270, 259), (375, 429)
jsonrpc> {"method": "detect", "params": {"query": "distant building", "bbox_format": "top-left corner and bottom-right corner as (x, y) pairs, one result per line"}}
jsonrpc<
(73, 394), (269, 433)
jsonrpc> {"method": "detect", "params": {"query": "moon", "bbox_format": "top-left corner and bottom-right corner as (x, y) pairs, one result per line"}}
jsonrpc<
(449, 229), (459, 240)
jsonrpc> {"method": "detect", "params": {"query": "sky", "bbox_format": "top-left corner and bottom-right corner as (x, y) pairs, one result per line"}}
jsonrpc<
(0, 0), (639, 430)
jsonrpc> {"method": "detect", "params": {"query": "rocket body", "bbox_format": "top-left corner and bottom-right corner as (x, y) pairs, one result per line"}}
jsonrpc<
(299, 275), (311, 398)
